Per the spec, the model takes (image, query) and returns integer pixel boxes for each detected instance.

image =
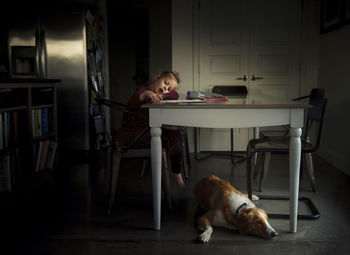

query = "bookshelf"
[0,80,59,200]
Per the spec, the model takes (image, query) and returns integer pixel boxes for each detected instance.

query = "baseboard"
[316,148,350,176]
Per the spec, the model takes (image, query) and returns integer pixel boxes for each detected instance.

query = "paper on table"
[161,99,204,103]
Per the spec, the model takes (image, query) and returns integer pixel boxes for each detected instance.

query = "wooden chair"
[95,98,173,216]
[106,145,172,216]
[194,85,248,164]
[250,88,327,192]
[245,89,327,220]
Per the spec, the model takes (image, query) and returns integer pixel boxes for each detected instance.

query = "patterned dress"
[113,85,184,174]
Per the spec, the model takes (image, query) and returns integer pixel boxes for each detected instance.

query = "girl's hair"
[154,71,180,84]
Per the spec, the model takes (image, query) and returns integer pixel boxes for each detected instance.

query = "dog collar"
[235,203,248,216]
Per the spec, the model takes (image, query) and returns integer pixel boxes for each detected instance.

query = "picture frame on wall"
[321,0,343,33]
[345,0,350,24]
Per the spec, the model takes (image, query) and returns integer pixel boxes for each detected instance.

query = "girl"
[113,71,185,188]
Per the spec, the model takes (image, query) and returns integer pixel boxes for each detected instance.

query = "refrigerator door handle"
[40,29,47,79]
[35,29,41,78]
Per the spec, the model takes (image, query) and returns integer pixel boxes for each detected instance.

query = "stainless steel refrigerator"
[7,6,102,153]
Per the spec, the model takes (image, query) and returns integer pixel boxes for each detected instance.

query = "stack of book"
[33,140,57,172]
[32,108,50,138]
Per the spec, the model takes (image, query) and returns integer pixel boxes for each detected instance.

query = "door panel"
[250,0,301,99]
[198,0,301,151]
[199,0,250,90]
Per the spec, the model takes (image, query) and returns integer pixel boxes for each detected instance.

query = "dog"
[194,175,278,242]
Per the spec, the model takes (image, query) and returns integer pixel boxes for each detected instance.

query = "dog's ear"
[237,208,254,235]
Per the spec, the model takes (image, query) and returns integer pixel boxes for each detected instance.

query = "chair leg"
[161,150,174,211]
[194,127,200,161]
[107,149,121,216]
[139,159,148,179]
[230,128,246,165]
[185,131,192,169]
[181,128,190,179]
[231,128,234,164]
[253,152,262,179]
[305,153,316,192]
[259,152,271,192]
[246,144,254,199]
[182,146,189,179]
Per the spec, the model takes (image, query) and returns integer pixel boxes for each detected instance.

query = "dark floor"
[2,152,350,255]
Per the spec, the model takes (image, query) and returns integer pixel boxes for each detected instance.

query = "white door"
[197,0,301,151]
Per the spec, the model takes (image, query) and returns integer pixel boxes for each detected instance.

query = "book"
[3,112,8,148]
[45,141,58,169]
[161,99,204,103]
[0,153,12,192]
[0,112,3,150]
[35,141,43,172]
[13,111,18,145]
[39,140,50,171]
[41,108,49,135]
[37,109,42,136]
[32,109,35,137]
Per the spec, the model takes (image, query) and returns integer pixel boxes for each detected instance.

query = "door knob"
[236,75,247,81]
[251,75,263,81]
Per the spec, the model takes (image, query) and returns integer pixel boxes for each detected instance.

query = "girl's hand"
[142,90,163,104]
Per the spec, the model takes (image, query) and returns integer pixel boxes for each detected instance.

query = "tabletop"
[143,94,310,109]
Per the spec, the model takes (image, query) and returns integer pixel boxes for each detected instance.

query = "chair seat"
[249,137,314,153]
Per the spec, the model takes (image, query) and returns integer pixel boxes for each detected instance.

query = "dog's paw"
[199,232,211,243]
[251,194,259,201]
[199,227,213,243]
[243,193,259,200]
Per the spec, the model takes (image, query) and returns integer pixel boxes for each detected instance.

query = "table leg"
[289,127,302,233]
[151,127,162,230]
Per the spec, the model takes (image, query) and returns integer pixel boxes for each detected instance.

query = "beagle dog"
[194,175,278,242]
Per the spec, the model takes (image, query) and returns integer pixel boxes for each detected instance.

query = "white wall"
[171,0,194,95]
[317,24,350,176]
[172,0,196,151]
[148,0,172,77]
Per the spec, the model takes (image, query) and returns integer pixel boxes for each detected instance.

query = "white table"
[144,94,308,233]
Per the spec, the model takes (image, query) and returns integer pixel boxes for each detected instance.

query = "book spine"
[35,141,43,172]
[48,141,57,169]
[32,110,35,137]
[41,108,48,135]
[37,109,42,137]
[13,111,18,145]
[3,112,8,148]
[0,153,12,192]
[0,112,3,150]
[39,140,50,171]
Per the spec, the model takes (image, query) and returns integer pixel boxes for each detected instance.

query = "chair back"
[304,89,327,152]
[308,88,325,121]
[212,85,248,98]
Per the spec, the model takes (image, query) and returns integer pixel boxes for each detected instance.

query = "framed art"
[321,0,343,33]
[345,0,350,24]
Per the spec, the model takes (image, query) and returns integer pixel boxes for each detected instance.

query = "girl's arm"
[164,90,179,100]
[128,86,148,107]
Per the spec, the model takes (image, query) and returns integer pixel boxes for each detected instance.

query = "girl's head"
[148,71,180,97]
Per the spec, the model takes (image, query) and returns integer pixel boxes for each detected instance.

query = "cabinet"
[0,80,59,201]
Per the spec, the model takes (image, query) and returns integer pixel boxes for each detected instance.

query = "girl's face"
[150,76,178,97]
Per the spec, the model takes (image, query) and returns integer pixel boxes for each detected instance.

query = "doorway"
[196,0,302,151]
